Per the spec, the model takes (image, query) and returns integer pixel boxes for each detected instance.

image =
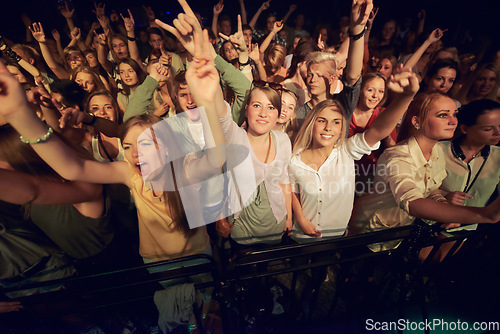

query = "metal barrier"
[1,224,488,334]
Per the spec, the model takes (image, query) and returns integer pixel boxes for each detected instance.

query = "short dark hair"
[50,79,86,108]
[458,99,500,127]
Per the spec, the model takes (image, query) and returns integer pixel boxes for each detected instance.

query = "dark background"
[1,0,499,61]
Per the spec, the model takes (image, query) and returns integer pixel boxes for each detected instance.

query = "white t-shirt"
[289,132,379,240]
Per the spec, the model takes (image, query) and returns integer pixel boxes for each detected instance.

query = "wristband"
[4,48,22,63]
[348,26,367,41]
[238,58,251,67]
[127,36,137,42]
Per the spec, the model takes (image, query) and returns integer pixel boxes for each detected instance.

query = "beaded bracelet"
[20,126,54,145]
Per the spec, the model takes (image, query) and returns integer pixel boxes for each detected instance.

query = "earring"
[414,124,421,130]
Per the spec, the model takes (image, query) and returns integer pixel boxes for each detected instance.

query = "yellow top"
[128,164,209,260]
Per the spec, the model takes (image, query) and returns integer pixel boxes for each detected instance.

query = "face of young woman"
[419,96,458,141]
[75,72,96,92]
[66,51,84,70]
[123,125,167,179]
[278,92,296,124]
[360,77,385,110]
[312,106,343,149]
[112,38,129,59]
[223,42,238,62]
[472,69,497,97]
[382,21,396,41]
[89,95,116,122]
[85,53,99,67]
[246,89,279,136]
[426,67,456,94]
[376,58,393,79]
[462,109,500,146]
[119,63,139,87]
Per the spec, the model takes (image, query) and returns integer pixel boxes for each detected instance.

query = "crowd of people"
[0,0,499,332]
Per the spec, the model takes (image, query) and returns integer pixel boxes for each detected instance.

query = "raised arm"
[29,22,70,79]
[403,28,444,73]
[249,43,267,81]
[0,61,130,187]
[259,20,283,53]
[121,10,146,71]
[219,15,253,81]
[281,4,297,25]
[249,0,271,29]
[345,0,373,85]
[58,1,76,33]
[96,30,113,74]
[364,70,419,147]
[124,62,170,122]
[212,0,224,41]
[238,0,248,24]
[186,28,227,174]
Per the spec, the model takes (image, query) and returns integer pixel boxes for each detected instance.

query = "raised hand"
[367,6,378,28]
[159,47,173,67]
[248,43,260,63]
[110,10,120,22]
[219,15,247,52]
[90,21,101,31]
[272,20,283,33]
[96,15,110,31]
[121,9,135,32]
[92,2,106,18]
[417,9,426,21]
[186,29,220,106]
[288,4,297,12]
[143,5,156,22]
[260,0,271,11]
[155,0,202,57]
[317,33,325,51]
[51,29,61,41]
[350,0,373,30]
[94,29,109,46]
[70,27,81,41]
[213,0,224,15]
[29,22,46,43]
[59,1,75,19]
[427,28,446,43]
[387,68,419,96]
